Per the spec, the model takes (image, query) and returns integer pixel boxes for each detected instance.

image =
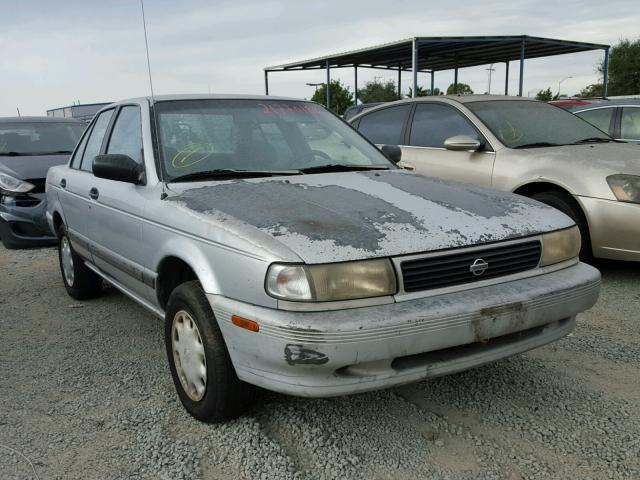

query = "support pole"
[412,38,418,98]
[518,39,525,97]
[454,67,458,92]
[264,71,269,95]
[603,48,610,98]
[354,66,358,104]
[325,60,331,109]
[504,62,509,95]
[398,66,402,97]
[430,71,435,95]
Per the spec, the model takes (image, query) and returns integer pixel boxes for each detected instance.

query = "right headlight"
[0,171,34,195]
[266,259,397,302]
[607,174,640,204]
[540,226,581,267]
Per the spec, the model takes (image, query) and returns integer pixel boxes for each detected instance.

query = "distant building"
[47,102,111,122]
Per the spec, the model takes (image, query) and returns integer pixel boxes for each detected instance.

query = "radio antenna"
[140,0,155,100]
[139,0,167,199]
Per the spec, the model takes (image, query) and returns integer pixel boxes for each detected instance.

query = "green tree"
[536,87,554,101]
[358,79,401,103]
[310,80,354,115]
[406,86,442,97]
[599,38,640,96]
[579,83,604,98]
[446,83,473,95]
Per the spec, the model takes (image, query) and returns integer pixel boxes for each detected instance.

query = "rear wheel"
[165,281,254,422]
[58,226,103,299]
[531,191,592,262]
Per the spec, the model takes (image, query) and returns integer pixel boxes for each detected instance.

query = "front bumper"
[209,262,601,397]
[0,194,56,248]
[578,196,640,262]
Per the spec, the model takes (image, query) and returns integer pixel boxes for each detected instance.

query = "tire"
[165,281,254,422]
[531,191,592,262]
[58,225,103,300]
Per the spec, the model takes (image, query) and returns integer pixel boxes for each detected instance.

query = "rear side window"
[621,107,640,140]
[70,129,91,169]
[576,108,614,135]
[409,104,478,148]
[107,106,144,164]
[80,110,114,171]
[357,105,410,145]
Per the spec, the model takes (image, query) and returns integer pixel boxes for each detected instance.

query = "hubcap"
[171,310,207,401]
[61,236,75,287]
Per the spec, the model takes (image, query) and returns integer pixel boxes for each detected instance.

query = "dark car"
[0,117,85,248]
[551,98,640,143]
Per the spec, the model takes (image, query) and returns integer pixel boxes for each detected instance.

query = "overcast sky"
[1,0,637,116]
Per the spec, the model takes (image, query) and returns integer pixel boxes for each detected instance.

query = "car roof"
[551,98,640,111]
[0,116,85,124]
[109,93,304,106]
[348,95,539,121]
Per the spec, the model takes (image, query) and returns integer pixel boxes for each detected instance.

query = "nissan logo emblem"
[469,258,489,276]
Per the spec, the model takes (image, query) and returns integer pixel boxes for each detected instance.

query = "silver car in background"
[351,96,640,262]
[46,95,600,422]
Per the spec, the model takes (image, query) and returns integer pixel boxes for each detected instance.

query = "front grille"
[401,240,541,293]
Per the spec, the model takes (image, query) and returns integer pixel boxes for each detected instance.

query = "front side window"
[621,107,640,140]
[107,106,143,164]
[80,110,114,171]
[467,101,610,148]
[155,100,391,181]
[0,123,84,157]
[409,104,479,148]
[576,108,614,135]
[357,105,411,145]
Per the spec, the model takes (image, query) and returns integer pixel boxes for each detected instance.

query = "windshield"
[155,99,393,181]
[0,123,85,155]
[466,100,611,148]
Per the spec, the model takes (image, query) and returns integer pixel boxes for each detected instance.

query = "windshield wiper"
[514,142,563,149]
[0,151,28,156]
[572,137,613,144]
[169,169,302,182]
[298,164,390,174]
[36,150,74,155]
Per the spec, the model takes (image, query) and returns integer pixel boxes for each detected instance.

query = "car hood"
[518,142,640,174]
[0,154,70,180]
[166,170,573,264]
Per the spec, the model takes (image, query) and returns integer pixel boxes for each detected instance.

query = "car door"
[400,103,495,186]
[575,107,616,137]
[58,109,115,259]
[86,105,150,300]
[619,106,640,143]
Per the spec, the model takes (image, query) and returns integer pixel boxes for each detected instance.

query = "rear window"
[0,123,85,156]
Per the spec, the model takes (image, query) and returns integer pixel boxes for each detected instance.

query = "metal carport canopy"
[263,35,610,105]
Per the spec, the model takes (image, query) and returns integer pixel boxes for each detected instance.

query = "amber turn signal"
[231,315,260,332]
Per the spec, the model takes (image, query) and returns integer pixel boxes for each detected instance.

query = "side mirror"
[380,144,402,164]
[444,135,482,151]
[93,154,144,184]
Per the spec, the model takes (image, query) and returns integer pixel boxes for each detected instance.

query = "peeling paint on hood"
[167,170,573,264]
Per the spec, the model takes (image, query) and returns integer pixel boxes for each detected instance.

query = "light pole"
[558,76,573,98]
[306,82,323,93]
[485,63,496,94]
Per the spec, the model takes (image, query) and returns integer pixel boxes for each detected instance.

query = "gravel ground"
[0,244,638,480]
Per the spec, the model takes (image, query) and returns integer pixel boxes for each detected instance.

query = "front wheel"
[531,191,592,262]
[165,281,254,422]
[58,226,103,299]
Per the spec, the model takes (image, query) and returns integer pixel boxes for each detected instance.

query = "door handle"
[89,188,99,200]
[403,164,415,171]
[59,178,66,188]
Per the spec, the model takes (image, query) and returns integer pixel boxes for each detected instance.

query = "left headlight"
[0,172,35,195]
[607,174,640,204]
[266,259,397,302]
[540,226,581,267]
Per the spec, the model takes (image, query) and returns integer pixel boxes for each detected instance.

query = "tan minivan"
[351,95,640,262]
